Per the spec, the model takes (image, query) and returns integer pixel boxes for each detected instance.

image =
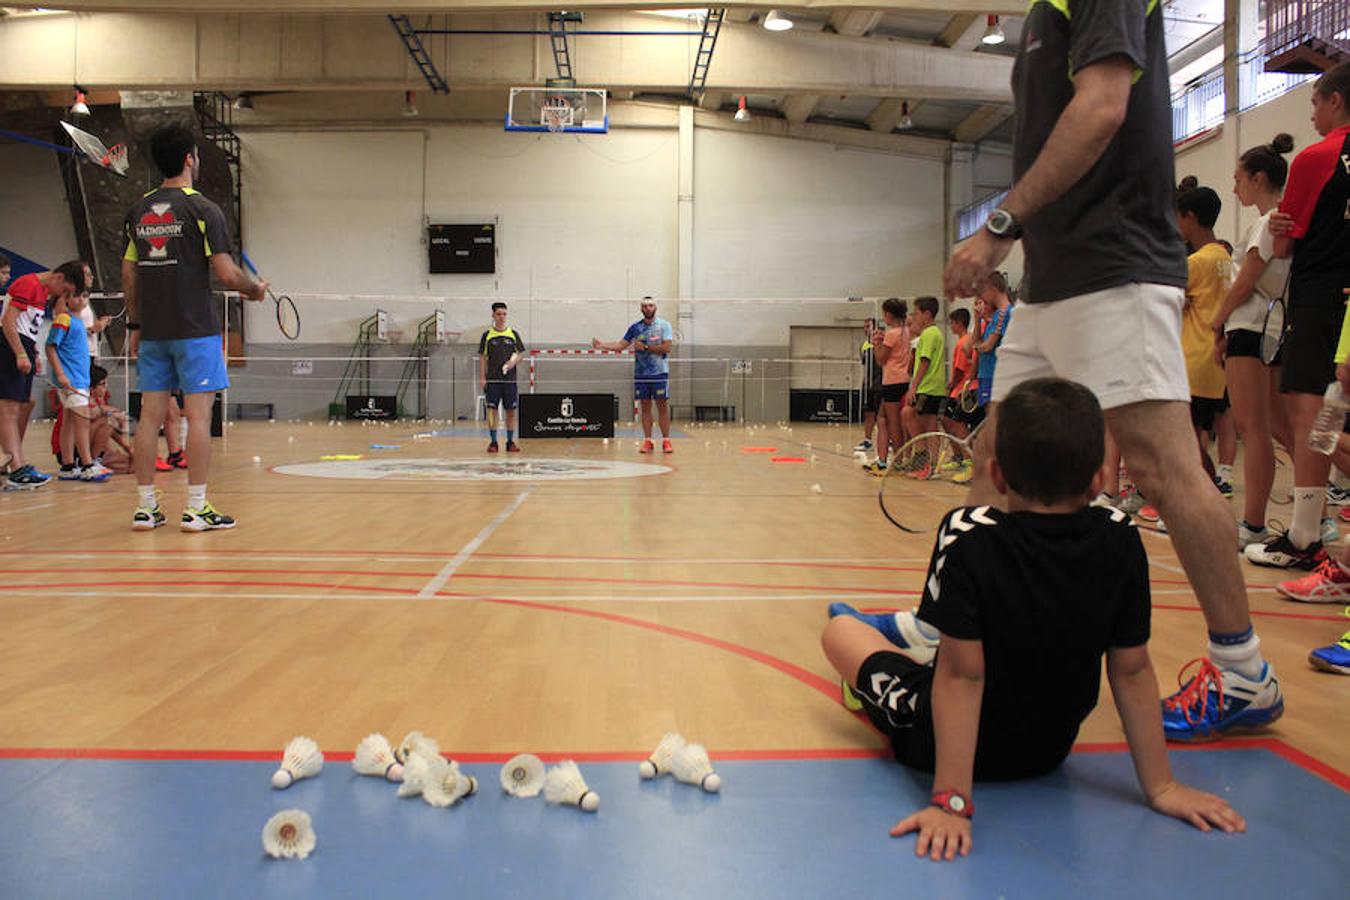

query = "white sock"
[910,616,941,644]
[138,485,156,508]
[1289,486,1324,548]
[1208,632,1264,681]
[187,484,207,510]
[1216,464,1233,482]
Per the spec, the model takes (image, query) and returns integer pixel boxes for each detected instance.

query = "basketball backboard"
[506,87,609,134]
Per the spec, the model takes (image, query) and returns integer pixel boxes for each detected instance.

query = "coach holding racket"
[122,124,266,533]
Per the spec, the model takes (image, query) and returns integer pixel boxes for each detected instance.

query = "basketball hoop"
[101,143,129,177]
[542,103,573,133]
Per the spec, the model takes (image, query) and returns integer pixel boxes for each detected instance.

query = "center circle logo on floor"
[272,457,672,482]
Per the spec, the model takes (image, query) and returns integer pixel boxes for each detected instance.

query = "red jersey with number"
[1280,124,1350,306]
[2,273,51,343]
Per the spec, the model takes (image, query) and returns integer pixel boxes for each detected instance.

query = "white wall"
[0,143,80,268]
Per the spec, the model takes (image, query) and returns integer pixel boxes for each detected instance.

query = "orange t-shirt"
[882,325,912,386]
[949,333,974,398]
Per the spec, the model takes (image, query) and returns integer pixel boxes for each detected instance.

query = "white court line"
[0,588,869,604]
[0,501,57,517]
[0,550,935,566]
[417,489,533,598]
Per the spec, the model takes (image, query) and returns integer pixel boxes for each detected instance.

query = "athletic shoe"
[940,457,963,473]
[864,461,887,477]
[1114,488,1145,515]
[80,462,113,483]
[1161,658,1284,741]
[3,465,50,491]
[662,439,674,454]
[1341,506,1350,524]
[1137,503,1161,523]
[487,441,499,453]
[505,441,520,453]
[1326,484,1350,506]
[1213,476,1234,499]
[1276,557,1350,603]
[1323,516,1339,545]
[853,439,873,452]
[167,451,187,470]
[1244,534,1325,570]
[827,603,937,666]
[58,466,83,481]
[951,462,974,484]
[132,505,166,530]
[1309,620,1350,675]
[905,465,933,480]
[840,679,864,711]
[181,502,236,532]
[639,439,655,454]
[1090,493,1115,509]
[154,456,172,472]
[1237,522,1269,551]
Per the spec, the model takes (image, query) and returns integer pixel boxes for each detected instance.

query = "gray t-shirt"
[1012,0,1187,304]
[122,187,231,341]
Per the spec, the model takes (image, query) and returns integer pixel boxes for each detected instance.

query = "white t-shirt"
[1225,210,1292,334]
[79,304,99,358]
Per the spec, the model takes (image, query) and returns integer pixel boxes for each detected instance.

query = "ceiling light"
[403,90,418,118]
[763,10,793,32]
[981,15,1005,46]
[70,86,90,117]
[734,95,750,123]
[897,101,913,130]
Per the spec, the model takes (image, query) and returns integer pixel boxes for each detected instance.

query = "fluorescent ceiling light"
[897,101,913,130]
[981,15,1005,46]
[70,87,90,117]
[763,10,793,32]
[734,95,750,122]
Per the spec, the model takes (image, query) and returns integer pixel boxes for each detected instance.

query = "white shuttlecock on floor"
[271,736,323,789]
[500,753,546,797]
[261,809,316,860]
[395,730,441,765]
[398,748,439,798]
[543,760,599,812]
[638,733,687,779]
[671,742,721,793]
[811,483,823,494]
[423,758,478,808]
[352,733,404,782]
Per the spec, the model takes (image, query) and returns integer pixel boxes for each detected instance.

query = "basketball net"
[542,105,569,133]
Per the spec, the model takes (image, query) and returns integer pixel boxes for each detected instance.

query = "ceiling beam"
[934,13,978,48]
[952,103,1012,143]
[827,10,884,37]
[782,93,821,123]
[26,2,1025,14]
[697,90,727,110]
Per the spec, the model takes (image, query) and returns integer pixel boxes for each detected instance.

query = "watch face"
[988,211,1011,234]
[948,794,967,813]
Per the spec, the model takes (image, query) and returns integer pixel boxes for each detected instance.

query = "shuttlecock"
[423,757,478,808]
[261,809,316,860]
[543,760,599,812]
[638,733,687,779]
[811,483,823,494]
[352,733,404,782]
[671,742,721,792]
[398,748,438,798]
[271,736,323,789]
[252,455,262,463]
[500,753,545,797]
[395,730,440,765]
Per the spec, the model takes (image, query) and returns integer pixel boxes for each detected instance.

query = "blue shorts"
[484,381,519,411]
[635,375,669,401]
[138,336,229,394]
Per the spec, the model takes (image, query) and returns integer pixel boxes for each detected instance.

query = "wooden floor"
[0,421,1345,777]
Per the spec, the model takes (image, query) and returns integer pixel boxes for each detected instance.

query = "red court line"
[448,571,918,596]
[859,604,1346,624]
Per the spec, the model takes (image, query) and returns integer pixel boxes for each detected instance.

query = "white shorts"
[60,389,89,410]
[990,283,1190,411]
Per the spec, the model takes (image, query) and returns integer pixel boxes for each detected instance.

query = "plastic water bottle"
[1308,383,1350,455]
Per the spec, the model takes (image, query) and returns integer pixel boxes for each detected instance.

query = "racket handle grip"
[240,251,258,275]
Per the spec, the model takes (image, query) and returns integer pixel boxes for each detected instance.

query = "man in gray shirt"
[942,0,1281,746]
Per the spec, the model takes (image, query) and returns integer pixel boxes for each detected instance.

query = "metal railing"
[955,190,1009,242]
[1263,0,1350,62]
[1171,48,1317,144]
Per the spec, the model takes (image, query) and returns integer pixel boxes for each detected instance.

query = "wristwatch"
[931,790,974,818]
[985,208,1023,241]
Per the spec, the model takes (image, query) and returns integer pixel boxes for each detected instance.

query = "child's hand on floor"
[1149,781,1246,833]
[890,807,971,861]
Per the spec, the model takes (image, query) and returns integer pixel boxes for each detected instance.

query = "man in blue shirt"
[593,297,675,453]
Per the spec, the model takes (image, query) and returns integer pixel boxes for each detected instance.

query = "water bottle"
[1308,383,1350,455]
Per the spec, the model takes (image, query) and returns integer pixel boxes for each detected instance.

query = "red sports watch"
[931,790,974,818]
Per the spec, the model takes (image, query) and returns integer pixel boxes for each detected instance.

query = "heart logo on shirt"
[140,211,176,250]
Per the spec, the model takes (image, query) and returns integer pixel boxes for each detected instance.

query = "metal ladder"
[388,14,449,93]
[547,12,574,81]
[688,9,726,98]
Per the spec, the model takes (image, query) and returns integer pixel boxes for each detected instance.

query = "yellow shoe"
[951,465,974,484]
[841,679,863,711]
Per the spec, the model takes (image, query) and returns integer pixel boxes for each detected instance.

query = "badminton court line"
[417,488,533,598]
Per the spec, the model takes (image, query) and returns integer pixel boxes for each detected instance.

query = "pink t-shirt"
[882,325,911,386]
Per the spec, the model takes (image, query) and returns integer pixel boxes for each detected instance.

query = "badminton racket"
[878,423,983,533]
[240,251,300,341]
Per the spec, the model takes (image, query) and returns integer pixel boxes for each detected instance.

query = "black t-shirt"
[1012,0,1187,304]
[478,327,526,382]
[916,505,1151,778]
[122,187,232,341]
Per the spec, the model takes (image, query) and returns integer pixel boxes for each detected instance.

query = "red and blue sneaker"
[1161,658,1284,741]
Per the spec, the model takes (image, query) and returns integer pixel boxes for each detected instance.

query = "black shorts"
[1224,328,1273,362]
[1191,396,1225,431]
[912,393,945,416]
[861,386,882,413]
[484,381,519,411]
[0,337,36,403]
[1280,302,1345,396]
[944,401,982,428]
[881,383,909,404]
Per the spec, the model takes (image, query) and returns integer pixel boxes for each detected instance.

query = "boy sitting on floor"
[822,377,1243,861]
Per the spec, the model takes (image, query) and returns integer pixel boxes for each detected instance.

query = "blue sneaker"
[1308,611,1350,675]
[3,465,50,491]
[827,603,937,665]
[1161,658,1284,741]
